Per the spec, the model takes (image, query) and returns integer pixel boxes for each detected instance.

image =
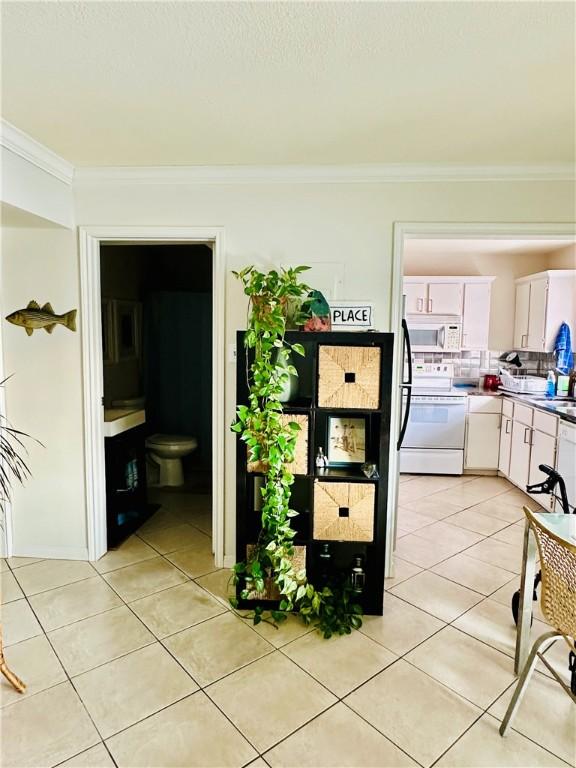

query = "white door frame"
[385,221,576,576]
[79,226,226,566]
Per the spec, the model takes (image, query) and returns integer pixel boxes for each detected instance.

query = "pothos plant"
[230,265,363,638]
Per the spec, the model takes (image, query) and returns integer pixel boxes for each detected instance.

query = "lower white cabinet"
[465,413,501,469]
[528,428,557,510]
[498,414,513,475]
[465,396,501,470]
[508,419,532,488]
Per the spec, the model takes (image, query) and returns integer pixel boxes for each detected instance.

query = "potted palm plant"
[0,376,30,692]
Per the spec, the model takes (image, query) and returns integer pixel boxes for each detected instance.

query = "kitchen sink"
[555,406,576,416]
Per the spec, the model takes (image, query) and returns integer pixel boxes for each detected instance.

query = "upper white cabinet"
[404,282,427,314]
[404,278,462,315]
[462,282,492,350]
[513,270,576,352]
[404,276,493,350]
[427,283,463,315]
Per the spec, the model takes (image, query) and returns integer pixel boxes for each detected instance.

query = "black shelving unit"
[235,330,394,616]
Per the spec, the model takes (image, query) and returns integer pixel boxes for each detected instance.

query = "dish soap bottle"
[546,371,556,398]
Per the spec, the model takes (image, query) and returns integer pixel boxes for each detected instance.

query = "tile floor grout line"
[339,694,427,768]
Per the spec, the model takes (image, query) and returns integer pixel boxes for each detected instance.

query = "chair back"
[524,506,576,638]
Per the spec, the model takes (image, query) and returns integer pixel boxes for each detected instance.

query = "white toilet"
[145,434,198,487]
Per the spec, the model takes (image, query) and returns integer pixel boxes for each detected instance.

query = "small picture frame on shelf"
[326,416,366,466]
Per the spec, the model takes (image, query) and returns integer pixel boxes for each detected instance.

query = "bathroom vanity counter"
[104,408,146,438]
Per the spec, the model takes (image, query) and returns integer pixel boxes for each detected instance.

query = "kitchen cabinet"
[462,282,492,350]
[465,396,501,470]
[403,278,463,315]
[427,283,463,315]
[508,419,532,488]
[528,428,557,510]
[404,282,427,314]
[499,413,513,475]
[513,270,576,352]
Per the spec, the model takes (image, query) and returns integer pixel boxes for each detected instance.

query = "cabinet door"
[404,283,427,314]
[498,415,513,475]
[528,429,557,510]
[513,282,530,349]
[427,283,463,315]
[465,413,500,469]
[508,420,532,488]
[462,283,491,350]
[527,278,548,351]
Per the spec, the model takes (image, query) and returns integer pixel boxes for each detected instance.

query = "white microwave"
[407,319,462,352]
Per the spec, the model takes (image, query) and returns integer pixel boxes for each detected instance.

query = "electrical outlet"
[228,343,237,364]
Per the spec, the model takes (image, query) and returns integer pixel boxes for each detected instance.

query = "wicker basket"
[318,346,380,409]
[247,414,308,474]
[245,544,307,600]
[313,481,375,542]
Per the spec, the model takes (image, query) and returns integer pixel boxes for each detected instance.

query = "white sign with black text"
[330,302,374,330]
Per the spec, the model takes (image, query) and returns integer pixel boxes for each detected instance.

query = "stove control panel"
[413,363,454,377]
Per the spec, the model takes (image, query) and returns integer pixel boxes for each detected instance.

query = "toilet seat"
[146,434,197,451]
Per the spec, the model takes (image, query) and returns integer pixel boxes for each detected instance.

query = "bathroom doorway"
[100,243,214,559]
[79,226,225,568]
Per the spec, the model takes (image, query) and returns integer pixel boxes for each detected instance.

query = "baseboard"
[9,545,90,561]
[463,469,498,476]
[223,554,236,569]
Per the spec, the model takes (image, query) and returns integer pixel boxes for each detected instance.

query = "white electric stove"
[400,363,467,475]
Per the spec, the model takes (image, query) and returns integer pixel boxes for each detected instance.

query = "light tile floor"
[2,480,575,768]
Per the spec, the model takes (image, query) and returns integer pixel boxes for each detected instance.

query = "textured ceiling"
[1,2,574,167]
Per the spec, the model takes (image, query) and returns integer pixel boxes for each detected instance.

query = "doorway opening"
[79,226,225,568]
[386,223,575,575]
[100,243,214,560]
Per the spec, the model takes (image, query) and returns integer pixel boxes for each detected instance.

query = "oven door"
[406,323,445,352]
[403,397,467,449]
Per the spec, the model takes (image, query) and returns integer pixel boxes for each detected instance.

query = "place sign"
[330,302,374,329]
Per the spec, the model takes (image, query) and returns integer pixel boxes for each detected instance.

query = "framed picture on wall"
[326,416,366,466]
[114,300,142,361]
[101,299,116,364]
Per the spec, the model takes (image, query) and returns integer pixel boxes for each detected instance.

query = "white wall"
[74,178,575,559]
[1,175,574,560]
[546,243,576,269]
[1,226,88,558]
[403,249,555,350]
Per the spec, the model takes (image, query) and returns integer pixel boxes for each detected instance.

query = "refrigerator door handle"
[402,318,413,385]
[397,384,412,450]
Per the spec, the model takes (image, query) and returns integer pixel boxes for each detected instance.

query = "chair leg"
[500,631,560,737]
[0,625,26,694]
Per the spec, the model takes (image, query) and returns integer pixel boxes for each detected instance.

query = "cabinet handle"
[521,333,528,348]
[505,419,511,434]
[428,298,433,313]
[417,298,423,312]
[523,426,532,445]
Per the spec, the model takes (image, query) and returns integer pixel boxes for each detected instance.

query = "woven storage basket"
[318,346,380,409]
[245,544,307,601]
[313,481,375,542]
[247,414,308,474]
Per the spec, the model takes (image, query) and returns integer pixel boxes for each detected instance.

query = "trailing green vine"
[230,266,363,638]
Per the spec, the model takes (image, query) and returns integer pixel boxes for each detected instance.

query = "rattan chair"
[500,506,576,736]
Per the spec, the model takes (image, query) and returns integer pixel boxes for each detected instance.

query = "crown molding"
[1,120,74,185]
[73,162,575,185]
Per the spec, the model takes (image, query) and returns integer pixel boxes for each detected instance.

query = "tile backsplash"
[412,350,556,379]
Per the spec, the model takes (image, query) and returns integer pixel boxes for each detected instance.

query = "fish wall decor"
[5,301,77,336]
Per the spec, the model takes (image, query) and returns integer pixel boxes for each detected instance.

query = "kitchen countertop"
[104,408,146,438]
[460,386,576,424]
